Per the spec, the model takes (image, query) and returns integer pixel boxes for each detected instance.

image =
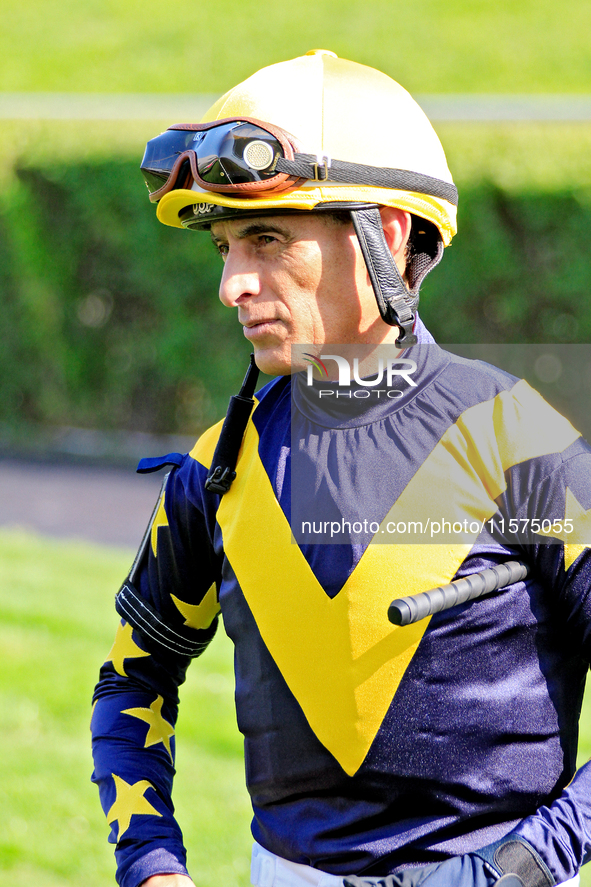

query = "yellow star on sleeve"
[171,582,220,631]
[151,491,169,557]
[122,695,175,762]
[105,621,150,676]
[107,774,162,840]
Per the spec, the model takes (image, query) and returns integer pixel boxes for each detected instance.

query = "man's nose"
[219,256,262,307]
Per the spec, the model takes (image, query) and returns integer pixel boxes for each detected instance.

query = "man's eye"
[259,235,277,245]
[215,243,229,258]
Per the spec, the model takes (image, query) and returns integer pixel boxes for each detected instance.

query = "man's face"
[211,213,394,376]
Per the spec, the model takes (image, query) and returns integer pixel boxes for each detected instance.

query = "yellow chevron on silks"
[383,380,580,535]
[491,380,578,468]
[538,486,591,570]
[171,582,220,630]
[190,380,579,776]
[212,427,468,777]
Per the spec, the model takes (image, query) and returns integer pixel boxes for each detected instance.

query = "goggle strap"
[350,207,419,347]
[275,155,458,206]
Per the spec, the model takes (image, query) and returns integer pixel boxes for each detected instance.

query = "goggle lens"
[141,129,197,194]
[140,120,286,198]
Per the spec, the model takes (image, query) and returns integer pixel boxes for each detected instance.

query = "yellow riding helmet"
[154,49,457,246]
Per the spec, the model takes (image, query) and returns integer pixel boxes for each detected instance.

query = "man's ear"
[379,206,412,273]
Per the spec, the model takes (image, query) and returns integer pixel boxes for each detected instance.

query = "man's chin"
[252,346,293,377]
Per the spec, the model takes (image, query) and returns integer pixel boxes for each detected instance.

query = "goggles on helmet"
[141,116,458,208]
[141,117,303,202]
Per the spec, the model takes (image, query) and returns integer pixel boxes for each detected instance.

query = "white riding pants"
[250,841,580,887]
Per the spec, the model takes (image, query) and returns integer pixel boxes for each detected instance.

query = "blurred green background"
[2,1,591,885]
[2,0,591,448]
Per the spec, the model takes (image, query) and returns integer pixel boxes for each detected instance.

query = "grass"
[0,529,251,887]
[1,527,590,885]
[1,0,591,94]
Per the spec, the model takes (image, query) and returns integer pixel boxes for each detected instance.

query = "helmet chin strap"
[350,206,420,347]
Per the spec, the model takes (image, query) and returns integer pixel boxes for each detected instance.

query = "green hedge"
[0,160,251,438]
[1,158,590,438]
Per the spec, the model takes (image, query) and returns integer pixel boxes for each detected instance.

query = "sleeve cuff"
[120,846,190,887]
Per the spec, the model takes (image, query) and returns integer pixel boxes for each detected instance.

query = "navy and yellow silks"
[193,413,467,777]
[92,336,591,887]
[190,377,580,777]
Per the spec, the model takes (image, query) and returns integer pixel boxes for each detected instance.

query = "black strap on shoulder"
[115,580,213,659]
[205,354,260,495]
[350,206,418,346]
[274,155,458,207]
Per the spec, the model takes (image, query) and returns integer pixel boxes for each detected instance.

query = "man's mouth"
[243,317,278,328]
[242,318,282,338]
